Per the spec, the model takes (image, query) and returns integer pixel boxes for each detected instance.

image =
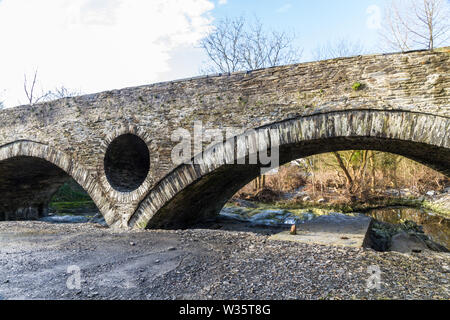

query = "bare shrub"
[233,152,448,204]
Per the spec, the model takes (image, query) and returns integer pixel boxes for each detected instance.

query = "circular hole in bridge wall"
[104,134,150,192]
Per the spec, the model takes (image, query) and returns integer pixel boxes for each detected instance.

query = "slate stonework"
[0,48,449,228]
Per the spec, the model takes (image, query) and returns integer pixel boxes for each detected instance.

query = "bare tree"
[23,69,51,105]
[240,18,301,70]
[200,17,245,74]
[48,86,81,100]
[200,16,302,73]
[23,69,80,105]
[380,0,450,52]
[312,38,366,60]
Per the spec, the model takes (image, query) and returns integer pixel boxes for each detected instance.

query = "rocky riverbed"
[0,221,448,300]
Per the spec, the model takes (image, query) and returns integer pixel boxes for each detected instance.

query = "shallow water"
[219,204,450,249]
[219,206,320,226]
[40,214,107,226]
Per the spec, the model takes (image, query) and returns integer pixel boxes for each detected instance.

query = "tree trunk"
[333,152,353,189]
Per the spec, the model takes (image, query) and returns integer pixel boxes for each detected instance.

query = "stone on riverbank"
[390,232,430,253]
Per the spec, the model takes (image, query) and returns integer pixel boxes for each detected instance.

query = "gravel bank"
[0,221,448,300]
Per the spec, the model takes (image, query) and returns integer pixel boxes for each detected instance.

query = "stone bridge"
[0,48,449,229]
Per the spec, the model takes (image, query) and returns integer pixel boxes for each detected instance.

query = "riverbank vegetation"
[49,180,96,215]
[233,151,449,216]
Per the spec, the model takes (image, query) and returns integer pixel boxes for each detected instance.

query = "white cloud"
[0,0,214,107]
[276,3,292,13]
[218,0,227,5]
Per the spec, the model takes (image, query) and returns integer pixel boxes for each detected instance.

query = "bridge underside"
[0,156,71,220]
[140,137,450,229]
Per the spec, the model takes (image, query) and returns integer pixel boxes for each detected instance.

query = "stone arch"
[128,110,449,229]
[0,140,112,222]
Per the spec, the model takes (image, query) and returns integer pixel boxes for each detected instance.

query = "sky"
[0,0,395,108]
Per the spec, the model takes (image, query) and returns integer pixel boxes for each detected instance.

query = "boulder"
[390,232,429,253]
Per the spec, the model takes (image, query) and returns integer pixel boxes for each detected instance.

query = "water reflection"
[365,207,449,249]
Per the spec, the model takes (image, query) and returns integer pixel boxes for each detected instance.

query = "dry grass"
[233,151,448,204]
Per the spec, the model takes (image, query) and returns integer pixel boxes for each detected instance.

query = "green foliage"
[50,180,91,202]
[352,82,362,91]
[49,180,96,215]
[49,201,97,213]
[350,150,362,164]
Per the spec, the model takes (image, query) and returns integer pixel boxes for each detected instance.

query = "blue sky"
[0,0,402,107]
[212,0,387,60]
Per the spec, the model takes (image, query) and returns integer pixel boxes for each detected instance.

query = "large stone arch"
[0,140,111,221]
[128,109,450,229]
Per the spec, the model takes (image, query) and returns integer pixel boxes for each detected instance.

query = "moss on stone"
[421,200,450,218]
[352,82,362,91]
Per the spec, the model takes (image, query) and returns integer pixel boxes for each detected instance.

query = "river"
[219,203,450,250]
